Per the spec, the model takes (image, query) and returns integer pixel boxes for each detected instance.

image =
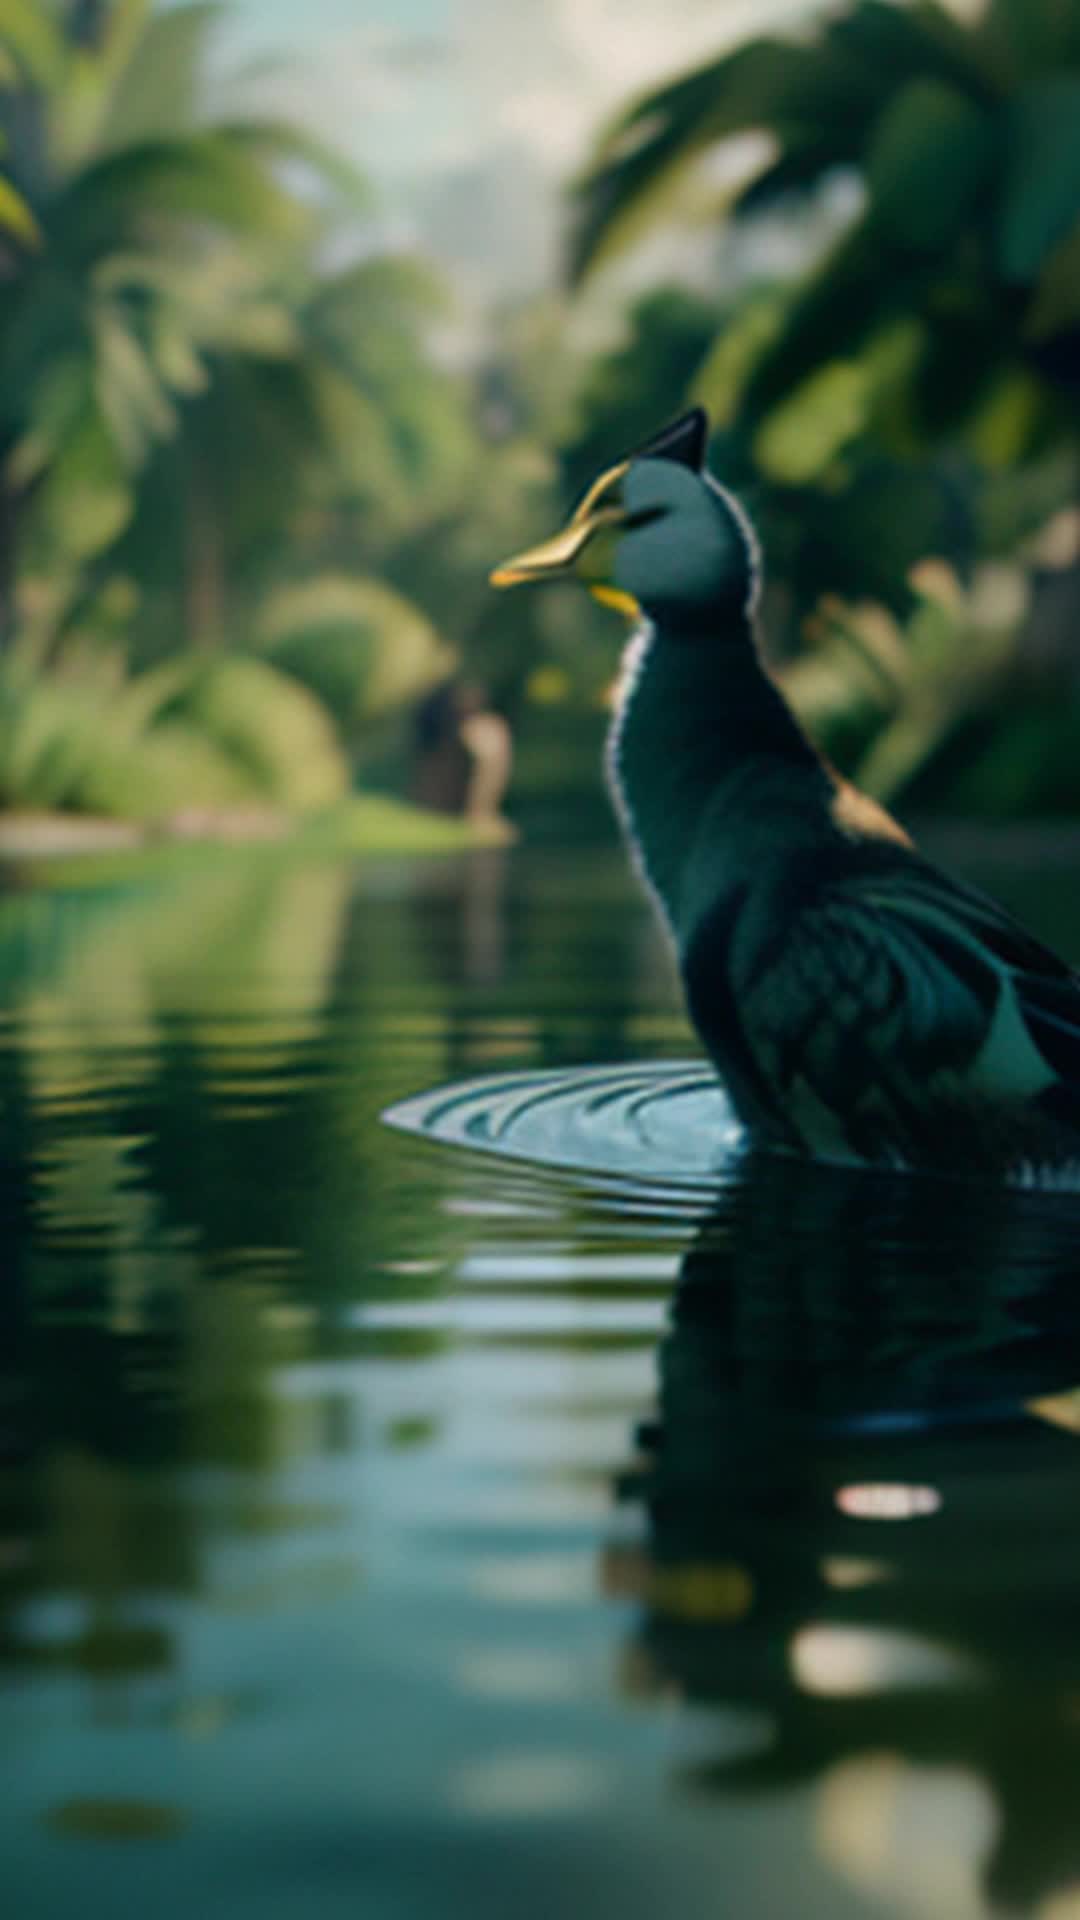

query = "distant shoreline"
[0,798,511,865]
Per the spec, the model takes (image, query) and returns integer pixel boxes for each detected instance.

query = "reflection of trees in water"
[404,846,683,1081]
[0,857,455,1695]
[614,1159,1080,1915]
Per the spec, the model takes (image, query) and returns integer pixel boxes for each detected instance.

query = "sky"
[215,0,809,178]
[208,0,816,291]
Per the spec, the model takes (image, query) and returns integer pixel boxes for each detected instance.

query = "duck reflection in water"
[609,1157,1080,1916]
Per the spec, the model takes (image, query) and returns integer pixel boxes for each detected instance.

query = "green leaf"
[743,218,930,421]
[97,2,217,155]
[907,292,1008,441]
[28,405,134,562]
[867,79,996,252]
[0,0,66,86]
[754,360,868,481]
[967,368,1049,467]
[258,574,452,733]
[7,355,91,488]
[224,119,373,216]
[569,1,993,281]
[979,0,1080,77]
[151,655,348,810]
[58,134,312,252]
[569,37,809,281]
[997,77,1080,281]
[50,2,171,175]
[1026,220,1080,342]
[92,304,177,463]
[691,294,785,428]
[0,171,40,245]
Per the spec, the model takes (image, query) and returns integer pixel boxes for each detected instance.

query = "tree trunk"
[184,453,226,649]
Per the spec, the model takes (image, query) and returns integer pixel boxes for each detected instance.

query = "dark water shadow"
[616,1156,1080,1914]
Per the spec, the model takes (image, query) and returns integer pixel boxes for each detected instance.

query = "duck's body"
[493,409,1080,1178]
[609,605,1080,1174]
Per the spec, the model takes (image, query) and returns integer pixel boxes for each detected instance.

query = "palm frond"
[0,168,39,243]
[95,1,219,156]
[0,0,66,87]
[569,1,994,281]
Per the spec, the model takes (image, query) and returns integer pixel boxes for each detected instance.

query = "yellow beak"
[490,460,629,589]
[490,519,597,587]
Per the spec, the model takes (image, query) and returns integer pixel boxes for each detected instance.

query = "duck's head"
[490,408,758,626]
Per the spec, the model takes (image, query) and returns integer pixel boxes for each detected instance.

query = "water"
[5,836,1080,1918]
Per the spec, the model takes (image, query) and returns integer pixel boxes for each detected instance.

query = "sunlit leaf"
[967,368,1049,468]
[98,1,216,154]
[743,218,928,421]
[151,656,348,810]
[691,294,785,428]
[58,134,312,249]
[0,0,66,86]
[258,574,453,734]
[754,361,868,482]
[28,406,134,561]
[0,172,40,246]
[92,304,177,463]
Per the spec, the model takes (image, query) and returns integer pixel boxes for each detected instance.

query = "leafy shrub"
[0,643,347,820]
[257,574,453,745]
[147,655,348,811]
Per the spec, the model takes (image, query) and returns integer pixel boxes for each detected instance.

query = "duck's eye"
[624,505,666,531]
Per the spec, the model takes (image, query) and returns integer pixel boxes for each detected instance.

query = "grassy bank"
[0,793,508,886]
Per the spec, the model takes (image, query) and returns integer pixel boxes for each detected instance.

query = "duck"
[490,406,1080,1179]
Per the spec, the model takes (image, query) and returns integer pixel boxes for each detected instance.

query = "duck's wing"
[856,854,1080,1129]
[851,852,1077,985]
[723,852,1080,1163]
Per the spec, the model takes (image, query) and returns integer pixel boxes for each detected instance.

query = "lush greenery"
[4,0,1080,834]
[0,0,560,838]
[564,0,1080,813]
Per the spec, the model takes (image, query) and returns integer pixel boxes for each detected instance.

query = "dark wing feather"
[731,850,1080,1165]
[851,851,1078,985]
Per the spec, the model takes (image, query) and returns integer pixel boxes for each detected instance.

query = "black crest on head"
[632,407,709,472]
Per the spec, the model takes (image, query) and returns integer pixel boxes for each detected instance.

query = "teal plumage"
[492,408,1080,1177]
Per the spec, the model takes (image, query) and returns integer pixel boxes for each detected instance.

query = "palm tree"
[0,0,368,646]
[112,251,479,659]
[571,0,1080,474]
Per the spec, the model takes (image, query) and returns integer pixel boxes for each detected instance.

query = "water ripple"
[382,1061,743,1190]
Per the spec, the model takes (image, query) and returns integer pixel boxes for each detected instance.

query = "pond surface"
[5,835,1080,1919]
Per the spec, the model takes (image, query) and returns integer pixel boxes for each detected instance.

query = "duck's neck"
[605,611,828,939]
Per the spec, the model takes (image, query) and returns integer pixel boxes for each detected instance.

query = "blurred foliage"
[572,0,1080,477]
[0,1,558,829]
[0,631,347,816]
[6,1,1080,831]
[560,289,722,501]
[782,560,1021,799]
[561,0,1080,813]
[573,0,1080,424]
[256,576,454,748]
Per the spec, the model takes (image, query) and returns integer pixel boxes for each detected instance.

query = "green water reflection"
[4,839,1080,1919]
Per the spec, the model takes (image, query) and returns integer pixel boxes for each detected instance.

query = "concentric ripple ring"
[382,1060,744,1187]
